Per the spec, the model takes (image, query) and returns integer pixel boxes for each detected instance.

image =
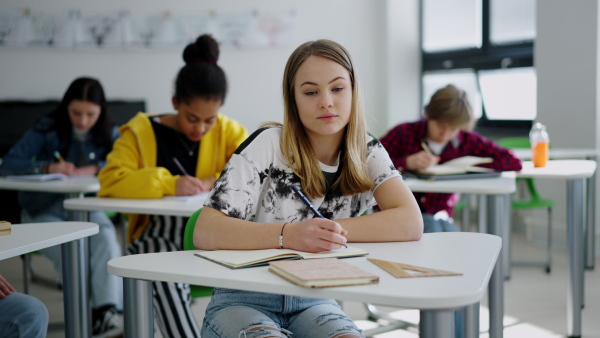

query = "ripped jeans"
[201,289,365,338]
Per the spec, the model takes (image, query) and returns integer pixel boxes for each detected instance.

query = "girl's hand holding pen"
[175,175,205,195]
[47,150,75,175]
[289,185,348,251]
[283,218,348,253]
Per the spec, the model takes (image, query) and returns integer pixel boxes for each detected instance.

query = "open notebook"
[407,156,501,180]
[194,246,368,269]
[5,174,68,181]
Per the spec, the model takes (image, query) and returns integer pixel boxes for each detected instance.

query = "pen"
[421,141,433,156]
[290,185,347,248]
[172,157,189,176]
[54,151,64,162]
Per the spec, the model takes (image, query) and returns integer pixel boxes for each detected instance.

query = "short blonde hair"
[269,39,373,199]
[425,84,474,131]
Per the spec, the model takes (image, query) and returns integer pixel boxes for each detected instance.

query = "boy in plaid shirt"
[380,84,522,232]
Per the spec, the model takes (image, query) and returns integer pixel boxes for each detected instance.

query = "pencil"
[172,157,189,176]
[290,185,347,248]
[53,151,65,162]
[421,141,433,156]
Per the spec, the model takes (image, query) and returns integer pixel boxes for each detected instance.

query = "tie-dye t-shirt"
[203,126,400,223]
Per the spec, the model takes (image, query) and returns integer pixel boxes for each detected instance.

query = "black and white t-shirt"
[204,126,400,223]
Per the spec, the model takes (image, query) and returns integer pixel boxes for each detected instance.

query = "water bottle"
[530,122,550,167]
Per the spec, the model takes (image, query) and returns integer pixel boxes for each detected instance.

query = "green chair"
[497,137,555,273]
[183,208,214,298]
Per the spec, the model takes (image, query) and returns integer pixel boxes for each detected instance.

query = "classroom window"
[422,0,482,52]
[490,0,536,45]
[421,0,535,135]
[478,67,536,121]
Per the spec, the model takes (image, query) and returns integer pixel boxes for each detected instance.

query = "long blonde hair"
[268,39,373,199]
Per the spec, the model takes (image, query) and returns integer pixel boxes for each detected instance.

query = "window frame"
[420,0,534,135]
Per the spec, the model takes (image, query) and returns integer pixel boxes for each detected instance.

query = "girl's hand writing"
[48,161,76,176]
[176,175,205,195]
[199,176,216,192]
[284,218,348,253]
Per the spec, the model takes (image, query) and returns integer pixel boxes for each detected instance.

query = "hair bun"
[182,34,220,65]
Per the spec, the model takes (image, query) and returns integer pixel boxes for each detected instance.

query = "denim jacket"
[0,117,119,216]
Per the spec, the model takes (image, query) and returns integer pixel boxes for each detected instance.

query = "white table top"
[517,160,597,179]
[64,196,204,216]
[0,222,99,260]
[0,175,100,194]
[403,171,516,194]
[513,148,598,160]
[108,232,501,310]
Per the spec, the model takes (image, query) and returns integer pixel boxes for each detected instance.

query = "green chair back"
[183,208,214,298]
[496,137,555,210]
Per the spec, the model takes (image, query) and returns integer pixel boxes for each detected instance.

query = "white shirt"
[204,126,400,223]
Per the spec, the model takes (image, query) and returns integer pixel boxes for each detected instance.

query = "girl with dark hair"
[0,77,123,337]
[98,34,248,337]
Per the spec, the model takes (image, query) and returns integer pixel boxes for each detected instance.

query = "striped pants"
[127,215,201,338]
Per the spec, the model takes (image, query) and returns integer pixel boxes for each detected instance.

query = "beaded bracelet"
[279,222,288,248]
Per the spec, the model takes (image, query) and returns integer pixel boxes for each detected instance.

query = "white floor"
[1,226,599,338]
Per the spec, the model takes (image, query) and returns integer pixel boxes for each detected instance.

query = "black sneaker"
[92,305,123,338]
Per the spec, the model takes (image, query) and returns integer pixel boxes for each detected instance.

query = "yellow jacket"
[98,112,248,242]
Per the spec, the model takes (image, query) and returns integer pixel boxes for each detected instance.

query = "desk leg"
[488,194,505,338]
[62,238,90,338]
[463,302,480,338]
[124,278,154,337]
[586,171,595,270]
[477,195,487,233]
[462,194,471,231]
[503,194,512,280]
[567,179,585,337]
[419,310,454,338]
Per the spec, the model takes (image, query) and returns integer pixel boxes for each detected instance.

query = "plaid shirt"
[380,119,522,216]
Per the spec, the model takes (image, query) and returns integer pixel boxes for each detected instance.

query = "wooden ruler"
[368,258,462,278]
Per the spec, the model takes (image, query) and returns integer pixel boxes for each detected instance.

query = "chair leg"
[363,303,416,335]
[546,207,552,274]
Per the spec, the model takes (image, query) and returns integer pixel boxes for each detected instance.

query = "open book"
[5,173,68,181]
[269,258,379,288]
[194,246,368,269]
[418,156,493,175]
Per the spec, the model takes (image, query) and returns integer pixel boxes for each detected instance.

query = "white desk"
[0,176,100,198]
[64,196,204,218]
[64,196,206,257]
[404,172,515,338]
[513,148,598,270]
[108,232,501,338]
[516,160,596,337]
[0,222,98,338]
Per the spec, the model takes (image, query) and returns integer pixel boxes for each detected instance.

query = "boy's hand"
[406,151,440,170]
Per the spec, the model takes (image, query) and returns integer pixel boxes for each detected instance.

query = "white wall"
[0,0,421,137]
[534,0,600,253]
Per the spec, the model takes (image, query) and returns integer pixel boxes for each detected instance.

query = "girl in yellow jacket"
[98,34,247,338]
